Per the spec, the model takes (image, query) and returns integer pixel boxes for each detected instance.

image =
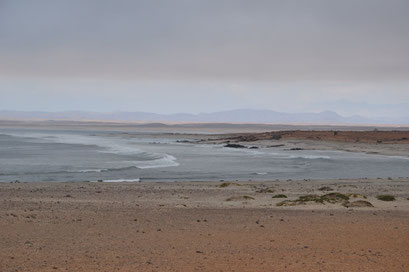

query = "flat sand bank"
[1,179,409,271]
[202,130,409,157]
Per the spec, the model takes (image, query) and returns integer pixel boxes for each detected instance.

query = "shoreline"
[1,124,409,271]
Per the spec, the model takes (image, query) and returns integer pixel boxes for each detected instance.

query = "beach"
[1,179,409,271]
[1,122,409,271]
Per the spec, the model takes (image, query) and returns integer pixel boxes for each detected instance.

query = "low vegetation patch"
[272,194,287,198]
[320,192,350,203]
[346,193,367,199]
[318,186,334,191]
[219,182,241,188]
[276,193,349,206]
[376,195,396,201]
[256,188,275,193]
[225,195,255,201]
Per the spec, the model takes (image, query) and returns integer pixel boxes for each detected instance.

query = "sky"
[1,0,409,118]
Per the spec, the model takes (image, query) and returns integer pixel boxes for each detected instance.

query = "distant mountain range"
[0,109,407,124]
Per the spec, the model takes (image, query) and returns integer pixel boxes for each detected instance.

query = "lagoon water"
[0,128,408,182]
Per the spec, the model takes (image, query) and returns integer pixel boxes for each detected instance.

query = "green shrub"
[376,195,395,201]
[272,194,287,198]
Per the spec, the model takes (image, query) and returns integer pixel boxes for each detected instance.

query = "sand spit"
[221,130,409,144]
[1,179,409,271]
[199,130,409,157]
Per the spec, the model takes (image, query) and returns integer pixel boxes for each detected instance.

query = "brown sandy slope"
[221,130,409,144]
[1,180,409,272]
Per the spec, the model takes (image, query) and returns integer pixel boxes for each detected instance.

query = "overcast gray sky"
[1,0,409,117]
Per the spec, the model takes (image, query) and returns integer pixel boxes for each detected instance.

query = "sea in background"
[1,127,409,182]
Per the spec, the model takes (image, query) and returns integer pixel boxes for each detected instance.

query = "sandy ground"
[1,179,409,272]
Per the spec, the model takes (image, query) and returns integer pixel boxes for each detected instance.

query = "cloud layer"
[1,0,409,81]
[0,1,408,117]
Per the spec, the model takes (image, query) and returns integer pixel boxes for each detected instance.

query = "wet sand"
[1,179,409,271]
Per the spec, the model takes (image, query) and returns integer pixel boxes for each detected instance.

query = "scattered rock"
[24,241,32,247]
[224,144,246,149]
[271,134,282,140]
[267,144,285,148]
[176,140,192,143]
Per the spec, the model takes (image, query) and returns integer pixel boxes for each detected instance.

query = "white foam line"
[68,169,108,173]
[91,178,140,183]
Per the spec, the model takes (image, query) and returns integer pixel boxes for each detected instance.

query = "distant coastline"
[1,109,408,125]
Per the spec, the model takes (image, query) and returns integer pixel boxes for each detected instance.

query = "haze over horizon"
[1,0,409,119]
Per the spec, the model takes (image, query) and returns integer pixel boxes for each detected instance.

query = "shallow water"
[0,128,408,182]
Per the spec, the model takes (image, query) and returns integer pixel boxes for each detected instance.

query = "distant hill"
[0,109,406,124]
